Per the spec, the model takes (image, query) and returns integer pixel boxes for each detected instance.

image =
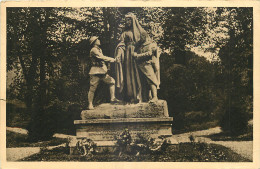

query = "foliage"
[220,104,249,135]
[215,8,253,134]
[160,8,206,63]
[6,102,29,128]
[115,128,132,148]
[76,138,97,156]
[159,52,220,130]
[115,130,171,156]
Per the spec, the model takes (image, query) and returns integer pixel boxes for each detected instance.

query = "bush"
[6,102,30,128]
[219,104,250,136]
[55,103,82,134]
[173,111,218,133]
[26,101,84,141]
[114,130,171,157]
[27,104,60,141]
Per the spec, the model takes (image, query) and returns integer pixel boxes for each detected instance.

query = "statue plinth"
[73,100,173,152]
[80,100,169,119]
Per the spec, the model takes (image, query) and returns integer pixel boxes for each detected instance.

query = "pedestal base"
[72,100,173,155]
[74,117,173,141]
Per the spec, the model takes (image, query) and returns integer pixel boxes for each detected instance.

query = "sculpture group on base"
[71,13,171,155]
[87,12,160,109]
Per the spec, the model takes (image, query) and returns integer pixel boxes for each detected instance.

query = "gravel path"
[6,127,70,161]
[6,147,40,161]
[6,127,28,134]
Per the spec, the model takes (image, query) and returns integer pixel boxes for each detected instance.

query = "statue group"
[87,13,160,109]
[72,13,172,154]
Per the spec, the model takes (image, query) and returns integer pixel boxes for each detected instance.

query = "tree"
[7,7,122,140]
[7,8,60,140]
[160,8,208,65]
[216,8,253,135]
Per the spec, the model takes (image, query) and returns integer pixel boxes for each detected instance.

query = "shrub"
[6,102,29,128]
[115,129,171,156]
[173,111,218,133]
[219,104,249,135]
[27,104,60,141]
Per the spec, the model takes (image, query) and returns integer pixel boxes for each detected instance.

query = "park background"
[6,7,253,151]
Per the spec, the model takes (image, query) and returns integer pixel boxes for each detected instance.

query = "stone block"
[81,100,169,119]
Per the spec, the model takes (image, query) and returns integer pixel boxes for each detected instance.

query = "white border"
[1,1,259,169]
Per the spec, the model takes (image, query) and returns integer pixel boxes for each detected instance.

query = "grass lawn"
[6,131,67,148]
[21,143,250,162]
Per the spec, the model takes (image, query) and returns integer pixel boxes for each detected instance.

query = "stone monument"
[71,13,173,153]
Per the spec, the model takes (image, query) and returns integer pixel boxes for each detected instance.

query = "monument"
[71,13,173,153]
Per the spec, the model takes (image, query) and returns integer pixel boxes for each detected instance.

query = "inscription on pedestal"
[75,117,173,141]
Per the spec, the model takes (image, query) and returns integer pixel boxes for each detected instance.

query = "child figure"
[134,31,160,102]
[88,36,119,110]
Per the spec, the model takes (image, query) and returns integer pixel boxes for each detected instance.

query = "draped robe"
[115,30,142,102]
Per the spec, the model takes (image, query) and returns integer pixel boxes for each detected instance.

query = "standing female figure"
[115,13,145,103]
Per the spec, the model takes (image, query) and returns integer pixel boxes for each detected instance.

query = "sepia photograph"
[0,1,260,168]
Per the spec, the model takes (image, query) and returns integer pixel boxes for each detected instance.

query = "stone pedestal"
[74,100,173,147]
